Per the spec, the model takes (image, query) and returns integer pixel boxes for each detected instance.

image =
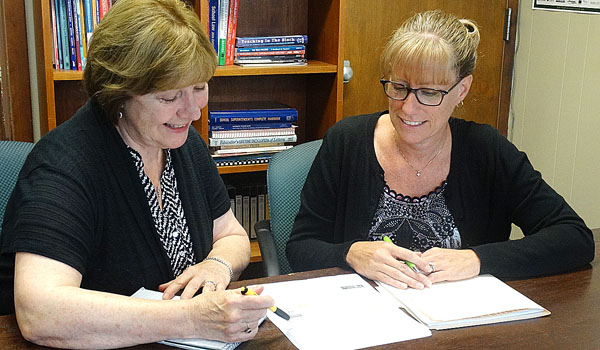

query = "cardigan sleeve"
[469,128,594,278]
[2,160,97,276]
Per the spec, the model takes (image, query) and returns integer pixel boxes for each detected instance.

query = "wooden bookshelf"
[31,0,345,263]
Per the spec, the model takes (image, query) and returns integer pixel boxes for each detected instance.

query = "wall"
[510,1,600,230]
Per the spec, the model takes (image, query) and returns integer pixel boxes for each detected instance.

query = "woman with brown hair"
[0,0,271,347]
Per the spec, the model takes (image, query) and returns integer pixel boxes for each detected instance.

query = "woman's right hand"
[345,241,432,290]
[186,285,274,343]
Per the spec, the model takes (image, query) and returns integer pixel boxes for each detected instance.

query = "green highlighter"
[382,235,421,274]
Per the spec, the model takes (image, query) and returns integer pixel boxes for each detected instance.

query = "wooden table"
[2,228,598,349]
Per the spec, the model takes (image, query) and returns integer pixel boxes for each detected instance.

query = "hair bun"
[460,19,478,35]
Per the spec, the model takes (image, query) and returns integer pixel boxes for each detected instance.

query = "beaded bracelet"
[204,257,233,282]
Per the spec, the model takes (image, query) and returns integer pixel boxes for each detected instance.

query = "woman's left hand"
[420,248,481,283]
[158,259,232,300]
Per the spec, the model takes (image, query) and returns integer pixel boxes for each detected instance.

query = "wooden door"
[343,0,518,135]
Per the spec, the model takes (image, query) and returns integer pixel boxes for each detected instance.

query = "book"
[131,287,250,350]
[211,145,293,156]
[58,0,71,70]
[234,57,307,66]
[208,0,219,55]
[235,45,305,53]
[217,0,230,65]
[209,135,297,147]
[50,0,60,69]
[209,122,293,131]
[213,154,273,166]
[235,49,305,57]
[250,190,257,239]
[65,0,77,70]
[235,194,243,225]
[235,35,308,47]
[82,0,93,43]
[73,0,84,70]
[209,102,298,124]
[224,0,239,66]
[377,274,550,330]
[242,189,250,235]
[210,127,296,139]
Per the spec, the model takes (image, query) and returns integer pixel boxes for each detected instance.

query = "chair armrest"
[254,220,281,276]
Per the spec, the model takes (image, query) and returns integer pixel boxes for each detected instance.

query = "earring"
[457,101,464,108]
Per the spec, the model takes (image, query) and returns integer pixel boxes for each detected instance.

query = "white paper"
[261,273,431,350]
[378,274,549,329]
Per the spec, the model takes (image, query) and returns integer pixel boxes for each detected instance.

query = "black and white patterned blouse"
[127,147,196,277]
[368,181,461,251]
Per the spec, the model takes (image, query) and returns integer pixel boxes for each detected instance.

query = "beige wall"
[510,2,600,230]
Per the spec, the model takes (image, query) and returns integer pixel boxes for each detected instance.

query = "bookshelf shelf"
[218,164,269,175]
[53,70,83,81]
[214,60,338,77]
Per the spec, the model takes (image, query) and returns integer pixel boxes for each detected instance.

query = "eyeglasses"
[380,78,462,106]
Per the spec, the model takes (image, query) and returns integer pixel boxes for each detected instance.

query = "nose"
[400,90,420,114]
[179,91,203,121]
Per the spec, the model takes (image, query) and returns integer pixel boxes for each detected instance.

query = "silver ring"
[205,280,217,288]
[245,323,252,334]
[428,261,436,273]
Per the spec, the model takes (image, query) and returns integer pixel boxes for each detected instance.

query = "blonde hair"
[84,0,217,123]
[380,10,480,85]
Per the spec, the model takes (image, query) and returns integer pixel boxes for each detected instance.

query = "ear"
[457,75,473,101]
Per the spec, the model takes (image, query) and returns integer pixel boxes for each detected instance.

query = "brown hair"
[380,10,480,85]
[84,0,217,123]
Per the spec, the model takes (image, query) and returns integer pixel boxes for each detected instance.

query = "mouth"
[164,122,189,129]
[401,118,426,126]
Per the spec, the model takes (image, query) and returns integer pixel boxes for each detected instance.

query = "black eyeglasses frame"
[379,78,463,106]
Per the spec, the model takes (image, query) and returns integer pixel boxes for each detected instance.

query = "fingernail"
[425,280,432,287]
[416,283,424,290]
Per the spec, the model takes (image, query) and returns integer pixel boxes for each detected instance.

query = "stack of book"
[234,35,308,66]
[226,184,268,239]
[50,0,115,71]
[209,101,298,167]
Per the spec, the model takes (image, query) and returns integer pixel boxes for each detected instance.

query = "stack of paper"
[377,274,550,330]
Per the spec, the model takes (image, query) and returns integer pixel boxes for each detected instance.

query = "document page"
[377,274,550,330]
[262,273,431,350]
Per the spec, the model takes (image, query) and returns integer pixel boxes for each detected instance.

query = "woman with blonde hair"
[0,0,272,347]
[287,10,594,289]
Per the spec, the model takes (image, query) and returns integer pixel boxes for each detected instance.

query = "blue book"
[209,102,298,124]
[209,122,293,131]
[208,0,219,55]
[65,0,77,70]
[235,45,305,53]
[235,35,308,47]
[58,0,71,70]
[82,0,93,43]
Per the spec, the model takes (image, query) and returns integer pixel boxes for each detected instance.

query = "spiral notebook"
[131,288,263,350]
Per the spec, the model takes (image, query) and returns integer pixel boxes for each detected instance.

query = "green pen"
[382,235,421,274]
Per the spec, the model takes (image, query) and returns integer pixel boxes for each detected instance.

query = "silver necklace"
[394,132,446,177]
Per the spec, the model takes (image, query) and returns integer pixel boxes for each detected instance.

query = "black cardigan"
[0,100,230,315]
[286,112,594,278]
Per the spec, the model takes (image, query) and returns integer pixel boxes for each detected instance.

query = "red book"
[224,0,239,66]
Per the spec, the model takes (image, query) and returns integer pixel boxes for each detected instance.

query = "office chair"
[254,139,323,276]
[0,141,35,234]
